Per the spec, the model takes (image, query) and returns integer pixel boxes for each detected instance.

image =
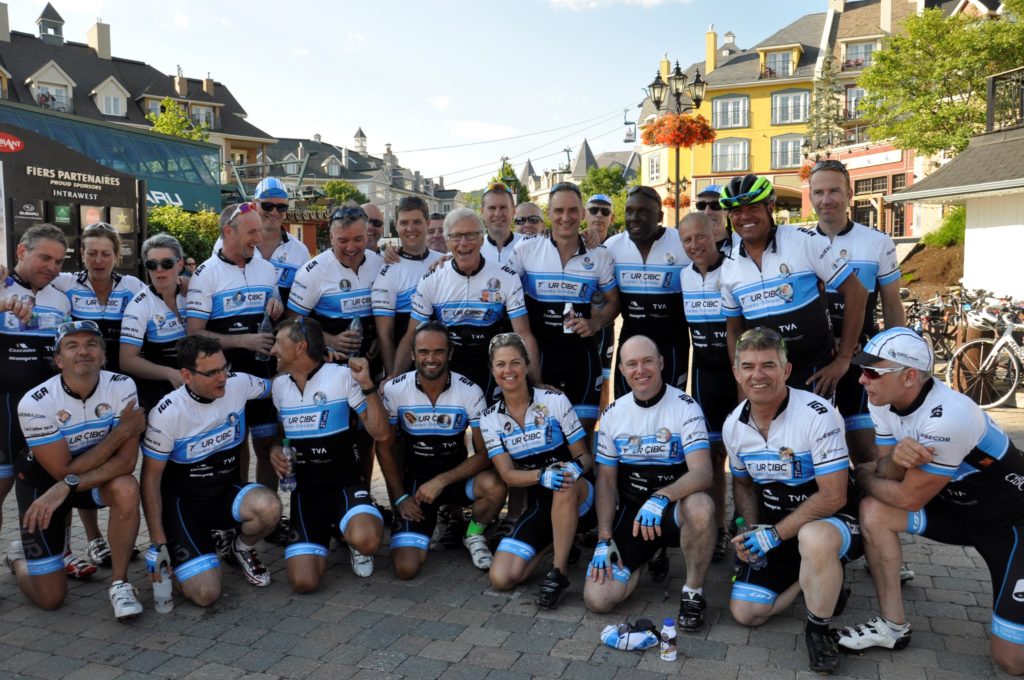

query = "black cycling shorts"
[285,482,382,560]
[834,364,872,431]
[598,326,615,379]
[606,498,681,583]
[16,478,104,576]
[246,399,278,440]
[495,479,595,562]
[540,345,602,421]
[906,500,1024,644]
[162,482,262,582]
[731,513,862,607]
[692,366,737,441]
[1,391,26,480]
[389,477,477,552]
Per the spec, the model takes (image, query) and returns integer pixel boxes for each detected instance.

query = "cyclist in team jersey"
[584,335,716,632]
[377,320,508,578]
[9,320,145,619]
[141,336,281,607]
[725,327,861,674]
[838,328,1024,675]
[253,177,309,307]
[719,174,867,398]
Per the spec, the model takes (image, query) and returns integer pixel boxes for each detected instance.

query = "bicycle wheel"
[946,339,1021,409]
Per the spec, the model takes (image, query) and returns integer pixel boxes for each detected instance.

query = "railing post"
[987,73,996,133]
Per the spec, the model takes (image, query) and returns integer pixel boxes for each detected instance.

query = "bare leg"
[678,492,715,589]
[798,520,844,618]
[859,496,908,623]
[286,554,327,593]
[100,475,140,583]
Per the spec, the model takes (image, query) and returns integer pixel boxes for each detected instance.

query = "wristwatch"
[64,474,80,495]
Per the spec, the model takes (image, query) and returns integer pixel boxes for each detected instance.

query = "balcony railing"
[987,66,1024,133]
[36,91,71,113]
[842,57,872,71]
[844,126,870,145]
[759,66,792,80]
[844,106,864,120]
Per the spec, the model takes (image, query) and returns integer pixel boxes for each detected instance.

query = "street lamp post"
[648,61,706,225]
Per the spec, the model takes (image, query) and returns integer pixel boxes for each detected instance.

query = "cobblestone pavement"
[3,403,1024,679]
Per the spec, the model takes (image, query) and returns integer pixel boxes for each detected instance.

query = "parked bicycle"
[946,303,1024,409]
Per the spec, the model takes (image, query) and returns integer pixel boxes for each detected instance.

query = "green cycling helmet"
[720,174,776,209]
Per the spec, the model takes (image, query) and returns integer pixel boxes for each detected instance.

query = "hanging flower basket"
[641,113,717,149]
[798,163,814,182]
[662,195,691,209]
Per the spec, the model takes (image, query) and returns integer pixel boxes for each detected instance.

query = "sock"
[806,611,831,634]
[234,536,253,552]
[465,519,486,537]
[681,585,703,597]
[881,616,909,632]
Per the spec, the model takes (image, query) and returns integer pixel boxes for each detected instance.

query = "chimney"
[0,4,10,43]
[414,170,421,191]
[341,147,349,168]
[828,0,844,11]
[297,141,305,159]
[87,20,110,59]
[438,176,444,188]
[313,133,321,143]
[202,73,215,97]
[659,53,671,83]
[880,0,892,32]
[705,24,718,75]
[174,66,187,97]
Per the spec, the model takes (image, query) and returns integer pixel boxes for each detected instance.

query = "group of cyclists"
[3,162,1024,675]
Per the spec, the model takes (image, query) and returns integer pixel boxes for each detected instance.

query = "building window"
[359,184,370,195]
[846,87,866,120]
[648,155,662,183]
[36,84,70,112]
[843,42,876,70]
[712,96,749,128]
[712,138,749,173]
[327,161,341,177]
[854,178,872,195]
[889,205,906,238]
[892,173,907,191]
[771,91,809,125]
[771,135,804,169]
[102,95,122,116]
[854,199,876,228]
[191,105,214,127]
[146,99,161,116]
[871,176,888,193]
[765,52,793,78]
[443,203,452,212]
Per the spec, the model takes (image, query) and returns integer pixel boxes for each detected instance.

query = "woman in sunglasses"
[119,234,189,411]
[49,222,143,574]
[481,332,594,609]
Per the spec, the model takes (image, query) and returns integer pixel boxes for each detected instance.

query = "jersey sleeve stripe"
[825,262,853,288]
[25,431,63,446]
[142,447,170,461]
[595,453,619,467]
[920,461,958,477]
[877,269,901,286]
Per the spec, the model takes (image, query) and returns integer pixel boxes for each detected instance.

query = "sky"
[12,0,825,191]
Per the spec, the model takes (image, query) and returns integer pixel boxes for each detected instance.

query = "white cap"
[853,327,932,372]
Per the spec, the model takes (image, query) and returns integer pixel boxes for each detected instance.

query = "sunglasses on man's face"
[514,216,544,226]
[260,202,288,213]
[860,365,907,381]
[145,257,180,271]
[696,201,722,211]
[367,218,385,229]
[587,207,611,217]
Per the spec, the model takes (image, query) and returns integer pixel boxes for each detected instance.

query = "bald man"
[362,203,386,252]
[514,202,545,237]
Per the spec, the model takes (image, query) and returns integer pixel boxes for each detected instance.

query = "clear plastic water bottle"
[735,517,767,570]
[255,312,273,361]
[279,438,297,493]
[348,315,363,358]
[659,618,677,661]
[146,543,174,613]
[562,302,575,333]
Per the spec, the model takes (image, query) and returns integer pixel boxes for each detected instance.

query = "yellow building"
[639,14,826,223]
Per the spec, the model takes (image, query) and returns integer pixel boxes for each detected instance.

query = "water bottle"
[255,312,273,361]
[279,438,297,493]
[146,543,174,614]
[348,315,363,358]
[735,517,767,571]
[659,618,677,661]
[562,302,575,333]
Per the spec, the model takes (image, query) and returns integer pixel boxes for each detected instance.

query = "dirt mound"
[900,242,964,300]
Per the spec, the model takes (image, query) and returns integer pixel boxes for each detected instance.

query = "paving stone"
[265,655,324,679]
[562,659,619,680]
[464,646,522,670]
[550,637,597,661]
[420,639,473,662]
[179,663,246,680]
[502,631,556,654]
[394,655,450,679]
[456,626,511,648]
[511,653,568,677]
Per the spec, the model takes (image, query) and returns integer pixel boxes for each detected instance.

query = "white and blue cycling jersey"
[371,249,443,343]
[479,388,584,471]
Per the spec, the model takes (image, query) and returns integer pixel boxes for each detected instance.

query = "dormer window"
[765,52,793,78]
[327,161,341,177]
[843,42,876,71]
[102,96,121,116]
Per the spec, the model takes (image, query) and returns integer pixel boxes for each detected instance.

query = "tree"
[860,3,1024,155]
[580,166,627,199]
[145,96,209,142]
[147,205,220,262]
[322,179,367,205]
[489,158,530,205]
[807,49,844,155]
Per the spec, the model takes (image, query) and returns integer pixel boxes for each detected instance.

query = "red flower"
[798,163,813,182]
[641,113,717,149]
[662,195,691,209]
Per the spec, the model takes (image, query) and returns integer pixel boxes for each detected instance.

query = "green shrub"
[921,205,965,247]
[147,205,220,262]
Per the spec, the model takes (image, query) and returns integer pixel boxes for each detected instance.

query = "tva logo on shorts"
[1013,579,1024,603]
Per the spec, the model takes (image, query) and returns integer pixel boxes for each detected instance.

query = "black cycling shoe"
[265,517,292,547]
[712,528,729,563]
[648,547,669,582]
[806,628,841,674]
[677,591,707,632]
[536,568,569,609]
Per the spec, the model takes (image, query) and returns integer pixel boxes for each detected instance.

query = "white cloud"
[550,0,687,9]
[173,14,190,28]
[345,33,366,52]
[293,48,310,57]
[449,120,516,141]
[428,96,450,111]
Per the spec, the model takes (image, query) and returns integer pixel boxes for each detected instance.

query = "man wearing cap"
[837,328,1024,674]
[694,185,731,254]
[9,319,146,619]
[362,203,386,253]
[513,202,545,237]
[480,182,522,268]
[254,177,309,307]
